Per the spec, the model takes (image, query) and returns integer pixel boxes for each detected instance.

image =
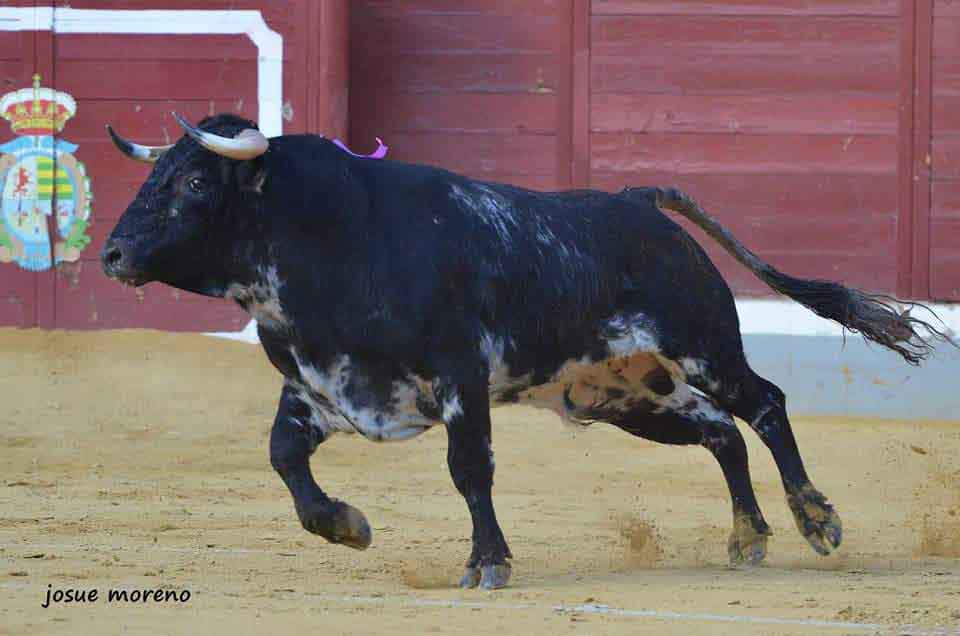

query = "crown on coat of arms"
[0,74,76,136]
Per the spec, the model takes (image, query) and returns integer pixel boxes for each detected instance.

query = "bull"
[103,114,947,589]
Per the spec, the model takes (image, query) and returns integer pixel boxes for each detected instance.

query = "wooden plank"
[932,180,960,218]
[593,1,899,16]
[571,0,591,187]
[929,248,960,300]
[914,0,934,299]
[593,15,899,53]
[349,13,559,55]
[932,137,960,179]
[932,15,960,56]
[350,93,558,134]
[897,0,916,298]
[307,0,349,138]
[936,0,960,16]
[931,210,960,249]
[0,17,35,327]
[55,33,260,61]
[590,133,897,175]
[555,0,574,189]
[930,189,960,299]
[591,16,899,95]
[384,132,557,176]
[353,1,562,17]
[0,269,36,328]
[36,26,55,329]
[933,57,960,97]
[353,52,561,95]
[54,60,259,100]
[592,94,898,135]
[592,54,899,96]
[0,32,27,61]
[932,94,960,134]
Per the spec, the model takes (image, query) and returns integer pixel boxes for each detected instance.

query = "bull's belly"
[291,349,675,443]
[489,352,671,423]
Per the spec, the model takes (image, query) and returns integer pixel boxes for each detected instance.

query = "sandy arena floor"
[1,329,958,635]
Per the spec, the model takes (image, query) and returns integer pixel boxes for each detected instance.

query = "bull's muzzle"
[101,237,141,285]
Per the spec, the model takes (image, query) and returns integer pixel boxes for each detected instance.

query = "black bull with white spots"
[103,114,948,589]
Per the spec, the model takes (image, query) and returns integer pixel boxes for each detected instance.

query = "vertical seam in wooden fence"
[557,1,574,189]
[912,0,934,300]
[36,4,55,328]
[306,0,319,135]
[571,0,590,188]
[897,0,916,299]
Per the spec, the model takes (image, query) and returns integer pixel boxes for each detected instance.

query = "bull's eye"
[187,177,205,194]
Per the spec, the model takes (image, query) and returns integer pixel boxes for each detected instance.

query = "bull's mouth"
[102,266,149,288]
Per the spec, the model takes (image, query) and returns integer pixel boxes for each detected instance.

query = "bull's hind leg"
[609,389,771,565]
[724,370,842,556]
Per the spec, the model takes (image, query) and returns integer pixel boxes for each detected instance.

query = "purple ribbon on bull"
[329,136,388,159]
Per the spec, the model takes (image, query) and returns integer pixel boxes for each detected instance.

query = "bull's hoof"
[727,515,771,567]
[479,563,511,590]
[786,485,842,556]
[328,500,372,550]
[298,500,372,550]
[459,566,482,589]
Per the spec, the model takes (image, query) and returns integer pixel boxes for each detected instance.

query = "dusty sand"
[1,328,958,635]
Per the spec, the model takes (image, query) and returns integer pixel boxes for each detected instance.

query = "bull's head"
[101,113,268,294]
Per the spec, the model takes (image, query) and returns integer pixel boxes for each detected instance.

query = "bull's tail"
[649,186,952,365]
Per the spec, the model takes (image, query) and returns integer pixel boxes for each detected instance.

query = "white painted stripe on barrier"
[735,298,960,338]
[0,7,283,138]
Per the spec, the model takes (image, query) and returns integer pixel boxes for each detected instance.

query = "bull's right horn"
[106,125,172,163]
[172,113,269,160]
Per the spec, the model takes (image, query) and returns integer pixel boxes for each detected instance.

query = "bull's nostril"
[102,245,123,268]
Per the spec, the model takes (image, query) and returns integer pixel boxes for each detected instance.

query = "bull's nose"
[100,243,123,269]
[101,240,125,275]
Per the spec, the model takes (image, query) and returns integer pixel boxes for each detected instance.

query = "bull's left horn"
[173,113,269,160]
[106,125,172,163]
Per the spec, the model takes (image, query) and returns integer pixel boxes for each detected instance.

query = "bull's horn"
[172,112,269,160]
[106,125,172,163]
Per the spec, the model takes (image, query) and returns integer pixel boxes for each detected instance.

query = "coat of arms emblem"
[0,74,92,271]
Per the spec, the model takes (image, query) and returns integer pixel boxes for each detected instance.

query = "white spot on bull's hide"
[226,265,287,328]
[449,183,517,246]
[535,223,558,246]
[679,357,721,393]
[442,393,463,422]
[602,313,659,357]
[290,352,439,442]
[650,370,729,425]
[480,330,530,397]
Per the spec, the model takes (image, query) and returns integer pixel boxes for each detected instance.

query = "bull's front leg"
[270,384,372,550]
[437,374,512,590]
